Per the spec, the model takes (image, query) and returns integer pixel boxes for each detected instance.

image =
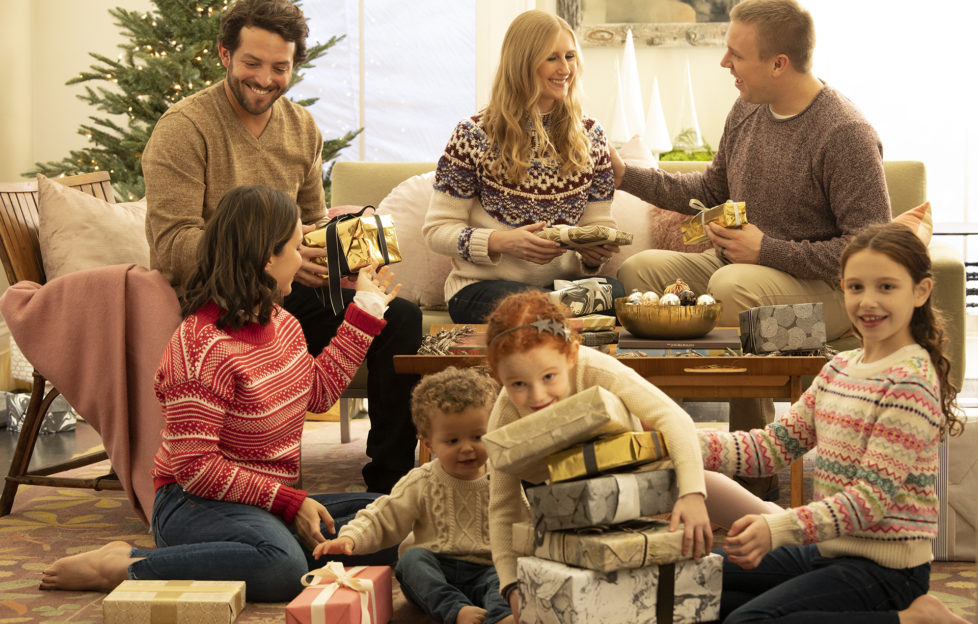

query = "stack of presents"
[484,385,722,624]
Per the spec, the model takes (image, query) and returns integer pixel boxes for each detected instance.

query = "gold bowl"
[614,297,722,339]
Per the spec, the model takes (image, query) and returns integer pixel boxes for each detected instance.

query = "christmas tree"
[29,0,359,203]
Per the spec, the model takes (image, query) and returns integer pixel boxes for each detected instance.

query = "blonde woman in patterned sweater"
[423,10,623,323]
[700,223,967,624]
[39,186,402,602]
[316,367,513,624]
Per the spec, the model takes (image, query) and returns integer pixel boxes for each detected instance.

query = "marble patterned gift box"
[512,519,688,572]
[102,580,245,624]
[546,431,668,483]
[484,386,641,482]
[525,468,678,531]
[517,554,722,624]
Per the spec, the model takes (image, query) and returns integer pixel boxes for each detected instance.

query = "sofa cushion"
[892,201,933,245]
[37,173,150,280]
[375,171,452,308]
[603,138,710,279]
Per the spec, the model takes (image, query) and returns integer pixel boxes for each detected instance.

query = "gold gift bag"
[680,199,748,245]
[303,206,401,313]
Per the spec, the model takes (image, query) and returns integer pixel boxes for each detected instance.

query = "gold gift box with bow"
[103,580,245,624]
[547,431,668,483]
[681,199,748,245]
[303,213,401,278]
[534,224,634,248]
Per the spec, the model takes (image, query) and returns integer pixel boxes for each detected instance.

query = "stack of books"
[616,326,742,357]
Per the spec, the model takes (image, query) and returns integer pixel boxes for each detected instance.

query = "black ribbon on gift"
[322,206,392,315]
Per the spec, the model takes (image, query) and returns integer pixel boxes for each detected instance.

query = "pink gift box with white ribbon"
[285,563,392,624]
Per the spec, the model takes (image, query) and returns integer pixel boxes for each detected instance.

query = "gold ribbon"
[301,562,376,624]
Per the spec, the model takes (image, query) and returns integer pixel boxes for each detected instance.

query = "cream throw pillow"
[37,174,150,280]
[376,171,452,308]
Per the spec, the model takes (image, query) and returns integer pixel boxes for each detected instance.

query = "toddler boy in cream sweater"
[314,367,513,624]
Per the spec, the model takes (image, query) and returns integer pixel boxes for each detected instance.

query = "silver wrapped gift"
[484,386,641,482]
[5,391,77,434]
[738,302,826,354]
[525,469,678,532]
[517,554,722,624]
[549,277,615,316]
[512,519,689,572]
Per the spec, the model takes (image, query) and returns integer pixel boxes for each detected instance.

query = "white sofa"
[331,159,965,390]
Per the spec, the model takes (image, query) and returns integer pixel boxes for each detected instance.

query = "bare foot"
[39,541,136,592]
[456,605,487,624]
[898,594,969,624]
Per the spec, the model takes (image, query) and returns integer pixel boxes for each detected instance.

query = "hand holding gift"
[681,199,747,245]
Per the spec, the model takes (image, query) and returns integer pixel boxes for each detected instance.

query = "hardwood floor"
[0,420,103,475]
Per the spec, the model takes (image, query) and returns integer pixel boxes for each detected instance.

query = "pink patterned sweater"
[152,301,385,524]
[700,344,940,569]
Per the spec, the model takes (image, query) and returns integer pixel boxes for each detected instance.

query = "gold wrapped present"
[103,580,245,624]
[303,210,401,278]
[567,314,617,332]
[534,224,634,248]
[547,431,668,483]
[484,386,641,482]
[512,519,688,572]
[680,199,748,245]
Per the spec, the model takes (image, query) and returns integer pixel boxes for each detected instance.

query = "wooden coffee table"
[394,351,825,507]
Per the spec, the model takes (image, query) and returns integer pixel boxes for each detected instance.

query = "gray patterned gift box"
[525,468,678,532]
[738,302,826,354]
[484,386,640,483]
[517,554,722,624]
[512,519,688,572]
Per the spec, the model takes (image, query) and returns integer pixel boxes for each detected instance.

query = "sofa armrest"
[929,241,966,390]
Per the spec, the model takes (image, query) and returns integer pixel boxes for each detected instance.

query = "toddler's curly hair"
[410,366,499,438]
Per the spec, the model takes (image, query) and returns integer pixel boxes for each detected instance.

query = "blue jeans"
[719,544,930,624]
[395,548,512,624]
[448,277,625,323]
[129,483,396,602]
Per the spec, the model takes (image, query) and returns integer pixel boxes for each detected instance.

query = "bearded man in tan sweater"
[610,0,890,500]
[142,0,422,494]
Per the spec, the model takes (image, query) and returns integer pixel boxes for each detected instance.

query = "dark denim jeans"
[448,277,625,324]
[129,483,395,602]
[719,543,930,624]
[395,548,511,624]
[283,284,422,494]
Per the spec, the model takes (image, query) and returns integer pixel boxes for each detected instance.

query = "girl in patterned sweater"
[700,222,967,623]
[40,186,401,602]
[423,10,624,323]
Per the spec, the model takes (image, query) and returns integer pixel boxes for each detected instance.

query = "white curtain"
[803,0,977,232]
[291,0,477,163]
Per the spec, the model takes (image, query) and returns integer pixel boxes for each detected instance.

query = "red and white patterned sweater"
[152,301,384,524]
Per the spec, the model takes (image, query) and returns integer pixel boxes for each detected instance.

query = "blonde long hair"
[482,10,591,185]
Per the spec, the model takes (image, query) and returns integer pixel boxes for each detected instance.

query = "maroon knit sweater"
[621,86,890,281]
[152,301,384,524]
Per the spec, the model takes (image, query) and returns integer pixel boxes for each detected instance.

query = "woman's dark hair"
[180,185,299,331]
[219,0,309,66]
[840,221,963,438]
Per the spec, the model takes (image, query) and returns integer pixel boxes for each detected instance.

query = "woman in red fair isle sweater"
[39,185,402,602]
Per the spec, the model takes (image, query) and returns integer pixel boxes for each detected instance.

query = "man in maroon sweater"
[610,0,889,499]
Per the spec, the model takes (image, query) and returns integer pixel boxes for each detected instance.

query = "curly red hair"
[486,291,579,377]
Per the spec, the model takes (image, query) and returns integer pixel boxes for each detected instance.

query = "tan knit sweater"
[142,81,326,286]
[338,459,492,566]
[487,345,707,589]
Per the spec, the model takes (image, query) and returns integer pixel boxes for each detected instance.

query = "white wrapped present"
[517,554,721,624]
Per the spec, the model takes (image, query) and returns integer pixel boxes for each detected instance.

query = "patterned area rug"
[0,419,973,623]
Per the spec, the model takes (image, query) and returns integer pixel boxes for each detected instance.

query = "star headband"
[488,316,572,346]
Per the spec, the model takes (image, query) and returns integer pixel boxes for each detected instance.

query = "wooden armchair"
[0,172,123,515]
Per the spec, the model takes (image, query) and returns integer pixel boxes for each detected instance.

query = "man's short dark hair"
[219,0,309,66]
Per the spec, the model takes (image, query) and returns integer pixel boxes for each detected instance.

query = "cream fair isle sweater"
[488,345,707,589]
[424,114,615,302]
[338,459,492,566]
